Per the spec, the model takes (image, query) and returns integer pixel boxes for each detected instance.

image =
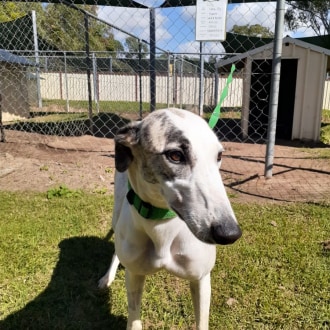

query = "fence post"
[214,60,219,107]
[32,10,42,109]
[84,13,93,134]
[167,53,170,108]
[194,64,198,110]
[242,57,252,140]
[264,0,285,178]
[138,40,143,119]
[92,52,99,114]
[64,51,70,112]
[0,94,5,143]
[109,56,112,73]
[173,55,177,107]
[179,55,183,109]
[199,42,204,116]
[149,7,156,112]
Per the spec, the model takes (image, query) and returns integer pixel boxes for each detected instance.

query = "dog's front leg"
[126,270,145,330]
[190,273,211,330]
[98,253,120,289]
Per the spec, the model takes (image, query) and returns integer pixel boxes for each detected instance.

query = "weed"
[46,185,82,199]
[93,187,108,195]
[227,192,238,198]
[39,165,49,171]
[105,167,113,174]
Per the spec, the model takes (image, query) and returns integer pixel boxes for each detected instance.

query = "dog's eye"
[165,150,186,164]
[217,152,222,162]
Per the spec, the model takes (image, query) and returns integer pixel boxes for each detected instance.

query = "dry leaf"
[226,297,238,307]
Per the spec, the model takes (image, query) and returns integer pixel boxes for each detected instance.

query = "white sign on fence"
[195,0,228,41]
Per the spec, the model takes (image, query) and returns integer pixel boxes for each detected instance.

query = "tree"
[285,0,330,35]
[85,6,124,52]
[40,4,123,52]
[0,3,123,53]
[39,4,83,51]
[230,24,274,38]
[125,36,149,58]
[0,2,44,22]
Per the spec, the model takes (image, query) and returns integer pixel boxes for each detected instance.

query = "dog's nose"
[211,222,242,245]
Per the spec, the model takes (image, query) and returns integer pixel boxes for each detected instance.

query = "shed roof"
[0,49,36,66]
[221,33,330,54]
[218,36,330,68]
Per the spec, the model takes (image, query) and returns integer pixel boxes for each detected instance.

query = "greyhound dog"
[99,108,242,330]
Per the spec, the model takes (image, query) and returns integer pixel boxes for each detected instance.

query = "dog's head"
[114,108,241,245]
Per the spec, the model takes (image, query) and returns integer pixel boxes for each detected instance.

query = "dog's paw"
[127,320,142,330]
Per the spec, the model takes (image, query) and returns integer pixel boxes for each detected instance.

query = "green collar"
[126,182,177,220]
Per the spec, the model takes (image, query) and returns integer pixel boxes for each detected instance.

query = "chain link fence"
[0,0,329,202]
[1,1,277,140]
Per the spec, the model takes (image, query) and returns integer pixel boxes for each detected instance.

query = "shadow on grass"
[0,236,126,330]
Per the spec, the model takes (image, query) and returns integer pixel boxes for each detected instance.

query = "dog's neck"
[127,181,176,220]
[127,170,170,210]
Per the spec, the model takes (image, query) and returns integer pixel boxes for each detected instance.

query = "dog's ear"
[114,122,140,172]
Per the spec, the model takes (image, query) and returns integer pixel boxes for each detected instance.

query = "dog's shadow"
[0,236,126,330]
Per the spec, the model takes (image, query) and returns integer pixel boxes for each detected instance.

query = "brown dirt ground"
[0,130,329,204]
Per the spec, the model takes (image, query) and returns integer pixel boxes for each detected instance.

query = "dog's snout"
[211,222,242,245]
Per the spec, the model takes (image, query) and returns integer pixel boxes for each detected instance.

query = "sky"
[97,1,318,56]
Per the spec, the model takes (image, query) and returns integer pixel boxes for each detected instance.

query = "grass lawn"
[27,103,330,146]
[0,191,329,330]
[39,99,169,114]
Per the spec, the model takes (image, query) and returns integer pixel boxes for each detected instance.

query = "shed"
[0,49,36,122]
[218,36,330,142]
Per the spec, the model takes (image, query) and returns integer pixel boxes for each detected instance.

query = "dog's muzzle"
[211,221,242,245]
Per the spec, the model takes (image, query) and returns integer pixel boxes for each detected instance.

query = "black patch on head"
[139,111,171,153]
[125,110,196,182]
[113,121,141,172]
[115,143,133,172]
[142,124,194,182]
[165,125,184,144]
[163,124,195,168]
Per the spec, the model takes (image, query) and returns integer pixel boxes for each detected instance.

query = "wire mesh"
[0,1,329,202]
[0,3,267,139]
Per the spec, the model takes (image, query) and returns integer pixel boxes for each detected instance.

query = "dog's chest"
[118,238,193,277]
[116,220,216,279]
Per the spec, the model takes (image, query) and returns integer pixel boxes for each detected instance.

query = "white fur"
[99,108,241,330]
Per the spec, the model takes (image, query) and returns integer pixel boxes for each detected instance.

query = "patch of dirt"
[0,131,116,194]
[0,130,329,203]
[222,142,330,203]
